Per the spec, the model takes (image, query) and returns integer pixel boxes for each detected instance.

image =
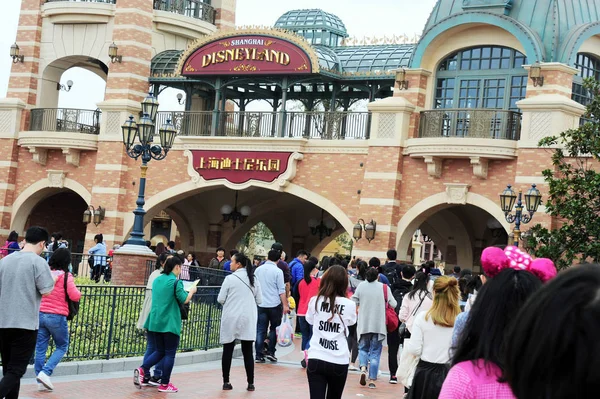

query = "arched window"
[572,53,600,106]
[434,46,528,111]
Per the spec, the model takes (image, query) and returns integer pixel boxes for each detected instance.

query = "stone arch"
[11,177,92,235]
[395,191,509,263]
[410,13,545,69]
[124,180,355,243]
[309,228,347,258]
[39,55,108,108]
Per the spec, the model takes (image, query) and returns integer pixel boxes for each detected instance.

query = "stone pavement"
[19,336,406,398]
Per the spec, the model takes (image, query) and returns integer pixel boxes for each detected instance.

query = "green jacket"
[144,273,188,336]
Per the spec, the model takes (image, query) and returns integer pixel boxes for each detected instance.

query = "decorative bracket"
[470,157,489,180]
[47,170,66,188]
[445,183,471,205]
[424,156,442,178]
[62,148,81,167]
[28,147,47,166]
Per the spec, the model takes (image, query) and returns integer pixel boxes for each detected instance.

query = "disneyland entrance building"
[2,0,598,282]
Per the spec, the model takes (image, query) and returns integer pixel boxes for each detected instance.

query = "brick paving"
[19,338,405,399]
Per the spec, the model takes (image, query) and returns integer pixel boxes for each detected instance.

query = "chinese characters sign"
[191,150,293,184]
[182,34,313,76]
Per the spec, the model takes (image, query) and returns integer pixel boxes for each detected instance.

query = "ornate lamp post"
[220,191,251,228]
[309,210,336,241]
[499,184,542,247]
[121,92,177,246]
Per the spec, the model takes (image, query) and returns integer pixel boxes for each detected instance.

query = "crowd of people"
[1,229,600,399]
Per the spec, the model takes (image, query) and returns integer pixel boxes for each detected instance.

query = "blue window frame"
[434,46,528,110]
[572,53,600,106]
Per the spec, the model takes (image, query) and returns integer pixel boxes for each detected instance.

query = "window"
[572,53,600,106]
[434,46,528,111]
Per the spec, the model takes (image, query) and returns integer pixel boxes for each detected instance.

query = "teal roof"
[413,0,600,66]
[275,9,349,38]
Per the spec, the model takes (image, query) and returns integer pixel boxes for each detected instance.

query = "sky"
[0,0,437,111]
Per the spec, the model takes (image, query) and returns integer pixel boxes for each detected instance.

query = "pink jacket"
[40,273,82,317]
[398,291,433,332]
[439,360,516,399]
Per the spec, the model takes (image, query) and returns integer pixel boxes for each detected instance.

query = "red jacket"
[40,273,82,317]
[297,277,320,316]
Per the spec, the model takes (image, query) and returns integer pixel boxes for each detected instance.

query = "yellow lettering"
[202,54,212,68]
[280,53,290,66]
[244,159,255,171]
[220,157,232,169]
[270,50,280,64]
[233,158,241,170]
[234,48,244,61]
[225,49,235,62]
[255,159,268,171]
[198,157,206,169]
[216,50,226,63]
[250,48,257,60]
[208,157,220,169]
[268,159,280,172]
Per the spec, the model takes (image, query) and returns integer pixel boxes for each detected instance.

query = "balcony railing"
[419,109,521,140]
[155,110,371,140]
[45,0,116,3]
[153,0,216,24]
[29,108,101,134]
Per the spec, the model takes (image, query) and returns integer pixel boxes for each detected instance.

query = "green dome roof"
[413,0,600,66]
[275,9,349,38]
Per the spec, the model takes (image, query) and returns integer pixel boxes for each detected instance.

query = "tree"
[526,78,600,269]
[334,232,353,255]
[236,222,274,257]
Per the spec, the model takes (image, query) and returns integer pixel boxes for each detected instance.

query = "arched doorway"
[25,191,88,253]
[237,222,275,261]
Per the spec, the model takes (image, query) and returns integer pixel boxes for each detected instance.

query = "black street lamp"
[121,92,177,246]
[220,191,251,228]
[309,209,336,241]
[500,184,542,247]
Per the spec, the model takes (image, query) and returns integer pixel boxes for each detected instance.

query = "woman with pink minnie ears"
[439,246,556,398]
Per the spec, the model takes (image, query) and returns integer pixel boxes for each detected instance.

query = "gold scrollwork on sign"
[264,40,274,47]
[184,64,196,72]
[295,63,308,71]
[219,41,230,47]
[232,64,258,72]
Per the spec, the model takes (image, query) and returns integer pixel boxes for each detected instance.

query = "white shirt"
[306,296,357,365]
[254,261,285,308]
[404,311,453,364]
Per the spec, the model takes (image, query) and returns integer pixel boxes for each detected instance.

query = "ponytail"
[233,252,255,287]
[162,255,182,275]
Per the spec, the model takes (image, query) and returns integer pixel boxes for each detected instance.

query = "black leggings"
[387,329,401,376]
[347,324,358,363]
[306,358,348,399]
[222,340,254,385]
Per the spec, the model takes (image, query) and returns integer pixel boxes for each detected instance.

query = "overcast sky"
[0,0,437,111]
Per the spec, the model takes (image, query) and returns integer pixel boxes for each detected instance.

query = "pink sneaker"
[133,367,144,389]
[158,383,179,393]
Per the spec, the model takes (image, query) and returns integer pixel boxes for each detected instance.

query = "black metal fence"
[29,108,101,134]
[145,260,230,287]
[419,109,521,140]
[58,285,221,361]
[153,0,216,24]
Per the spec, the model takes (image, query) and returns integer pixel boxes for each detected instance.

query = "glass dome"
[151,50,183,76]
[275,9,349,47]
[335,44,414,74]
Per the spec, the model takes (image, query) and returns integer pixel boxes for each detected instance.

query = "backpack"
[391,284,412,313]
[382,263,400,287]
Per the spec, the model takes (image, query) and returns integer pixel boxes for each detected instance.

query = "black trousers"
[347,324,358,363]
[222,340,254,385]
[387,328,401,376]
[306,358,348,399]
[0,328,38,399]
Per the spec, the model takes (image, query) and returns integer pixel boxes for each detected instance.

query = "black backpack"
[391,284,411,313]
[382,263,400,287]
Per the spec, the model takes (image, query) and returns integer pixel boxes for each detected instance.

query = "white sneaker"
[37,383,48,391]
[36,371,54,390]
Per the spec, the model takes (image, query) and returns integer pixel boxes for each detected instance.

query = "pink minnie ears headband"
[480,246,557,283]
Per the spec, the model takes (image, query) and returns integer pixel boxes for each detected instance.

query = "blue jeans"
[34,313,69,376]
[143,331,164,378]
[358,333,383,381]
[298,316,312,351]
[142,332,179,385]
[255,305,282,358]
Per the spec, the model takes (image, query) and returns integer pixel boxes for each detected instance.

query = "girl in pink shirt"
[295,259,320,368]
[440,269,542,399]
[35,248,81,391]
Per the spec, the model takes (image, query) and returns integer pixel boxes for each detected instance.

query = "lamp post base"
[112,244,157,285]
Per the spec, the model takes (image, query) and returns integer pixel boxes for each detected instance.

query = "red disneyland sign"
[182,35,313,76]
[191,150,293,184]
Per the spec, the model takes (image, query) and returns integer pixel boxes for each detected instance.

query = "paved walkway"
[19,337,406,398]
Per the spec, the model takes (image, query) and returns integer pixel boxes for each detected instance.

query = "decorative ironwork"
[419,109,521,140]
[341,34,420,46]
[29,108,101,134]
[153,0,215,24]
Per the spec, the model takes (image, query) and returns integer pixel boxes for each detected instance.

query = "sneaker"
[255,357,266,363]
[369,382,376,389]
[359,369,367,386]
[300,358,307,368]
[265,353,278,362]
[36,371,54,391]
[158,383,179,393]
[348,364,359,371]
[133,367,144,389]
[37,383,48,392]
[390,375,398,384]
[223,382,233,390]
[141,377,151,387]
[148,376,161,386]
[247,384,255,391]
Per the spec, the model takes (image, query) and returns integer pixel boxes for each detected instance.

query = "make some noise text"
[318,301,346,351]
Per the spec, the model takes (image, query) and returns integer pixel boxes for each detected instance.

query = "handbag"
[383,284,399,333]
[397,340,419,388]
[63,272,79,321]
[174,280,190,320]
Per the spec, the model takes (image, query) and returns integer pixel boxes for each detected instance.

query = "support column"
[211,78,222,136]
[211,0,236,29]
[277,77,289,137]
[207,223,222,251]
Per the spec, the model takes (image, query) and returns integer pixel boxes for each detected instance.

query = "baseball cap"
[271,242,284,252]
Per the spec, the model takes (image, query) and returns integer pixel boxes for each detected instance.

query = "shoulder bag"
[174,280,190,320]
[63,272,80,321]
[383,284,399,333]
[398,292,428,338]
